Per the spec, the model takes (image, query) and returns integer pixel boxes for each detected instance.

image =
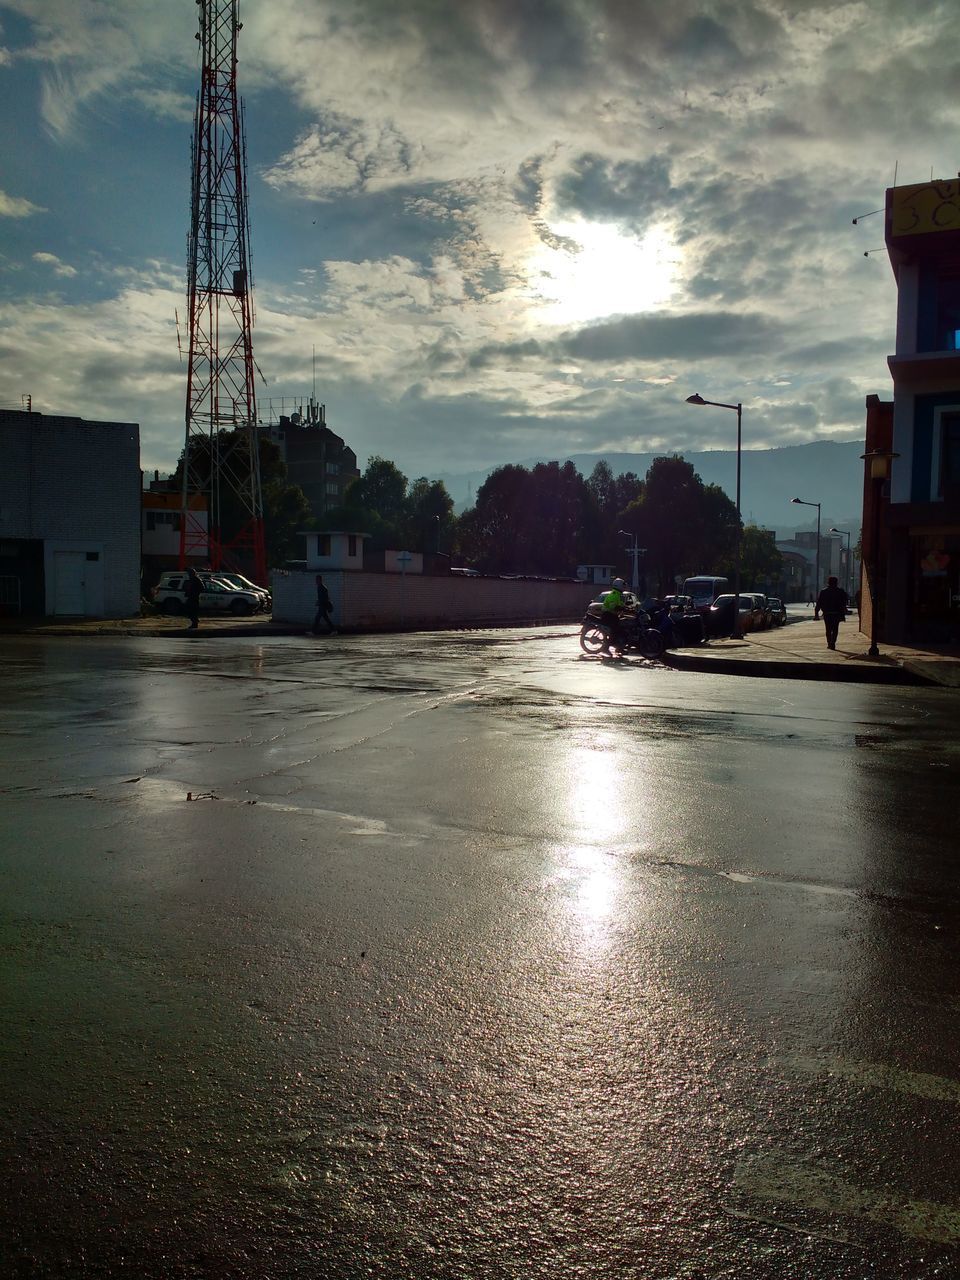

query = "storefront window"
[911,532,960,641]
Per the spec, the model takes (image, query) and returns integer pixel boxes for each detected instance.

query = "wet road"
[2,630,959,1278]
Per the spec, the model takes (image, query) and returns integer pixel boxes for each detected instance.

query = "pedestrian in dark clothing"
[814,575,848,650]
[313,574,336,635]
[184,568,203,631]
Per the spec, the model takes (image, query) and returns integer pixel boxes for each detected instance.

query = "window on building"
[326,463,339,474]
[348,535,358,557]
[942,412,960,488]
[85,551,99,562]
[146,510,182,532]
[326,482,339,495]
[936,276,960,350]
[319,535,331,556]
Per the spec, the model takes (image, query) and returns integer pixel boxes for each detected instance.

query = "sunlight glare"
[528,218,676,325]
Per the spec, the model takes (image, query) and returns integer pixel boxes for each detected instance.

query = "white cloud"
[32,250,77,277]
[130,86,195,124]
[0,262,186,467]
[0,188,44,217]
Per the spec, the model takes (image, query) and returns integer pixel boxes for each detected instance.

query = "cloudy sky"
[0,0,956,481]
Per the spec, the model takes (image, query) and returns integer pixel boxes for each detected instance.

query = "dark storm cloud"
[554,154,676,229]
[79,351,179,390]
[562,311,784,362]
[467,310,785,370]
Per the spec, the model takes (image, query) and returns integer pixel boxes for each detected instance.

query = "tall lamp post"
[829,527,852,597]
[860,449,899,658]
[686,394,742,636]
[791,496,821,600]
[618,530,646,593]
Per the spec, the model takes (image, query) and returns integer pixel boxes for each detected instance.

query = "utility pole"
[179,0,266,582]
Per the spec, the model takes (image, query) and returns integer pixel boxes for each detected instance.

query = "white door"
[53,551,87,615]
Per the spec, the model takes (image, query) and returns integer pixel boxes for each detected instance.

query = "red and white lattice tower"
[179,0,265,581]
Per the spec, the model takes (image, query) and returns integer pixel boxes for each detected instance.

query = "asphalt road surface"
[2,630,959,1279]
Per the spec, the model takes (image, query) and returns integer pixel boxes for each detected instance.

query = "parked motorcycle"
[579,601,665,659]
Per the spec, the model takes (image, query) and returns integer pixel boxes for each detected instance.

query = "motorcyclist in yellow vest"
[600,577,629,654]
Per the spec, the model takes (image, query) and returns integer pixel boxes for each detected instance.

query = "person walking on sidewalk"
[184,567,203,632]
[814,575,848,650]
[312,574,337,635]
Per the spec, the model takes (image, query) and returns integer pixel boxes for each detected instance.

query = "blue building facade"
[882,179,960,642]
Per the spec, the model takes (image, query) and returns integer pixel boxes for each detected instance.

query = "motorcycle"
[579,601,665,659]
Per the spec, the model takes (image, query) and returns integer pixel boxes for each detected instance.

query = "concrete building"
[0,408,141,618]
[876,177,960,643]
[262,400,360,521]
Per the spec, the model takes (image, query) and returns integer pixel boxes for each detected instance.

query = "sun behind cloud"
[526,218,677,327]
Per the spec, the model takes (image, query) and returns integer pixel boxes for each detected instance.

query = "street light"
[617,530,646,593]
[829,527,852,597]
[686,394,742,636]
[791,496,821,599]
[859,449,899,658]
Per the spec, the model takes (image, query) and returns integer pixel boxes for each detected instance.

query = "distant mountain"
[434,440,865,535]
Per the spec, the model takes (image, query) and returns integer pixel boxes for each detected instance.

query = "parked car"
[750,593,772,630]
[767,596,787,626]
[152,571,263,616]
[215,571,272,610]
[706,593,761,636]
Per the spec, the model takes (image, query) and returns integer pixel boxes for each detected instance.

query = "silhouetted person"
[313,574,336,635]
[815,576,848,650]
[184,568,202,631]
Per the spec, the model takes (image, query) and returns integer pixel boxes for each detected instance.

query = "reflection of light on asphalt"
[565,845,616,922]
[564,734,620,842]
[556,736,624,944]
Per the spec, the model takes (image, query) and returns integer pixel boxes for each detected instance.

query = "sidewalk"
[662,616,960,688]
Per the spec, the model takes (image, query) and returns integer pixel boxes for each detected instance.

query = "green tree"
[700,483,740,577]
[263,475,312,566]
[337,456,410,550]
[405,477,456,554]
[622,456,707,593]
[459,464,532,572]
[618,457,742,594]
[739,525,782,590]
[172,429,313,569]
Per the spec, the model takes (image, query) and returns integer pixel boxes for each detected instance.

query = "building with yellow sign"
[870,179,960,643]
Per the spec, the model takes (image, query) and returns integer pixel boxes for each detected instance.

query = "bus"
[681,575,729,611]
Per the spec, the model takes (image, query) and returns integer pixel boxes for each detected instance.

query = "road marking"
[788,1054,960,1104]
[734,1156,960,1244]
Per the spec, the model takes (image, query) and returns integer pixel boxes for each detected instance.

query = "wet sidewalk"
[662,616,960,688]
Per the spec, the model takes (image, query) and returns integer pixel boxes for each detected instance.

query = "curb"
[660,649,933,686]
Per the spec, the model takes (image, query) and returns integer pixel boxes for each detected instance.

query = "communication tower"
[179,0,265,581]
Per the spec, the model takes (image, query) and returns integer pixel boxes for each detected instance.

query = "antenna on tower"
[179,0,266,582]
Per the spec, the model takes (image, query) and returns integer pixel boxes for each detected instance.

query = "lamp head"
[791,497,803,504]
[686,394,705,405]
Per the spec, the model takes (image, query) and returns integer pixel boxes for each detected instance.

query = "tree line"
[328,452,782,594]
[177,432,782,593]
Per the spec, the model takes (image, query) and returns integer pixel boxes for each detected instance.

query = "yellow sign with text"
[891,180,960,237]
